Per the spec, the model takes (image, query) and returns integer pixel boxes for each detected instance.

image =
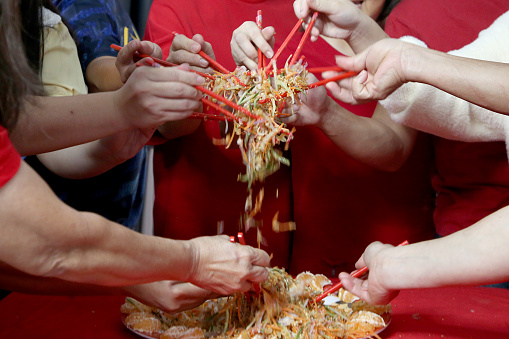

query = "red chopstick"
[256,10,265,70]
[307,71,357,89]
[188,112,233,121]
[170,32,231,74]
[196,86,260,120]
[170,32,247,87]
[110,44,214,79]
[200,97,240,123]
[314,240,409,302]
[307,66,344,73]
[264,18,303,72]
[289,12,319,66]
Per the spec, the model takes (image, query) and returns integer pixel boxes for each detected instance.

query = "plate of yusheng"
[121,267,391,339]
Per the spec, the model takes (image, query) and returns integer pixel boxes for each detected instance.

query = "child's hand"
[231,21,275,70]
[116,40,164,83]
[168,34,215,75]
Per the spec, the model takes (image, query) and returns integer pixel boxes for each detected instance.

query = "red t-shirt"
[386,0,509,237]
[0,126,21,189]
[145,0,436,275]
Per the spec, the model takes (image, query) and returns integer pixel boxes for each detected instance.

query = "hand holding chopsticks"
[315,240,409,302]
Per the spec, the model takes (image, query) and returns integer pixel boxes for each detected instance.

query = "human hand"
[96,128,155,166]
[338,241,400,305]
[231,21,275,70]
[281,74,333,127]
[116,39,163,83]
[124,280,218,314]
[113,64,204,129]
[186,235,270,295]
[293,0,364,42]
[330,38,409,104]
[168,34,215,75]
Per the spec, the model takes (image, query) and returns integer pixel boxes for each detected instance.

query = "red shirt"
[386,0,509,236]
[145,0,436,276]
[0,126,21,189]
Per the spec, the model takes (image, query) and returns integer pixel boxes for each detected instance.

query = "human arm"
[86,56,124,92]
[0,262,216,313]
[334,38,509,115]
[0,160,270,294]
[0,261,216,313]
[285,74,417,171]
[339,205,509,304]
[10,65,204,156]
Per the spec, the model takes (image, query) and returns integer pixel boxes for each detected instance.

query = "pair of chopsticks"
[314,240,409,302]
[110,44,251,122]
[230,232,247,245]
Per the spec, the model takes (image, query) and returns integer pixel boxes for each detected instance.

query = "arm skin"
[0,262,217,313]
[86,56,124,93]
[0,161,270,295]
[11,63,204,157]
[339,205,509,305]
[335,38,509,115]
[284,72,416,171]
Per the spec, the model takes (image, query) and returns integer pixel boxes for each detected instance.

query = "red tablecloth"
[0,286,508,338]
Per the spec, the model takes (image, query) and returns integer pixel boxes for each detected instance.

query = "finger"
[246,266,269,284]
[149,98,202,118]
[250,247,271,267]
[234,32,260,62]
[155,67,205,86]
[260,27,275,58]
[117,39,141,61]
[339,272,371,302]
[307,0,342,16]
[138,40,163,59]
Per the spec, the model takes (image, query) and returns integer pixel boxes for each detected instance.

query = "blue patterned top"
[32,0,147,231]
[54,0,139,71]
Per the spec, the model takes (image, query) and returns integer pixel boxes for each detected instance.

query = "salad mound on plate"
[121,268,391,339]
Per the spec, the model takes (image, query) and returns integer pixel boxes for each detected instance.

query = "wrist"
[348,16,388,53]
[315,97,336,132]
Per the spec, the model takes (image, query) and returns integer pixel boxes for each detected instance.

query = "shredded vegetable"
[122,268,391,339]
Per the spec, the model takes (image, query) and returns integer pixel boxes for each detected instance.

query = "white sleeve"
[379,11,509,143]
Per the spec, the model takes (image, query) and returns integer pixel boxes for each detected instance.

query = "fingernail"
[196,75,205,83]
[266,51,274,58]
[199,59,208,67]
[191,45,200,53]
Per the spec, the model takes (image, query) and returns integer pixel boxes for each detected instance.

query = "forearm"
[405,46,509,115]
[11,94,127,156]
[0,262,124,295]
[36,142,119,179]
[0,162,195,286]
[318,100,415,171]
[347,15,388,53]
[376,205,509,290]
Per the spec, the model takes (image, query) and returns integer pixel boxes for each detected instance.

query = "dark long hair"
[0,0,43,131]
[377,0,403,28]
[0,0,59,132]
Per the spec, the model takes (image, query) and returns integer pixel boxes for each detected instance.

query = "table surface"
[1,286,508,338]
